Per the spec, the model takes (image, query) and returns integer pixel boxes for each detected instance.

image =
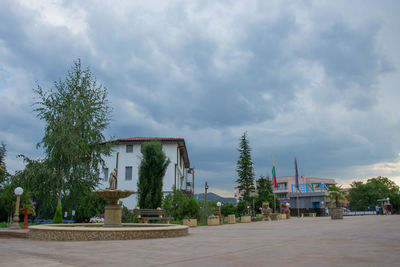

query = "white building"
[99,137,194,209]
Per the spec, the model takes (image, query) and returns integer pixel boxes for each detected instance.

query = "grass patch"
[0,222,41,228]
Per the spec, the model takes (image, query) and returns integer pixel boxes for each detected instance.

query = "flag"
[272,160,278,189]
[294,156,299,190]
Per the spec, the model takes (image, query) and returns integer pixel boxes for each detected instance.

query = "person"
[375,204,380,215]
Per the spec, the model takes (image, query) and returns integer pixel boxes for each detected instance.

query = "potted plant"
[327,185,348,220]
[21,201,36,229]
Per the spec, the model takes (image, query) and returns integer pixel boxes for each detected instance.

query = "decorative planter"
[207,217,220,226]
[182,219,197,227]
[256,214,264,221]
[279,214,287,220]
[330,207,343,220]
[227,214,236,224]
[270,213,279,221]
[20,208,33,229]
[240,216,251,223]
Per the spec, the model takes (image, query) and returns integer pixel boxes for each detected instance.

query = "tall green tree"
[236,132,254,203]
[0,142,7,185]
[327,185,348,208]
[137,141,170,209]
[348,176,399,211]
[33,59,112,206]
[257,176,273,201]
[12,156,57,218]
[0,142,14,221]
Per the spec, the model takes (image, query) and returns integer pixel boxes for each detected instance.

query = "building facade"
[273,176,336,204]
[99,137,193,209]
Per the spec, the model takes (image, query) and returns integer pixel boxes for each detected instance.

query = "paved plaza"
[0,215,398,267]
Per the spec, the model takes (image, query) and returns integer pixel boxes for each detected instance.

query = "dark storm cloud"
[1,0,399,190]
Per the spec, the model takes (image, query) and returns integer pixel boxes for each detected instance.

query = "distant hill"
[194,192,237,204]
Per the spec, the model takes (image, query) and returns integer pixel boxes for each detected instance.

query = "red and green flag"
[272,160,278,189]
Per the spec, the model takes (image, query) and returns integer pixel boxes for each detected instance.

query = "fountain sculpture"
[29,161,188,240]
[93,167,135,227]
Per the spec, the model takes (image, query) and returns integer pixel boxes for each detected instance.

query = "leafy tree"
[33,59,112,207]
[12,156,58,218]
[327,185,348,208]
[162,187,200,221]
[64,189,108,223]
[257,176,273,201]
[0,142,7,185]
[236,132,254,203]
[138,141,170,209]
[0,182,16,222]
[221,203,236,216]
[348,176,399,211]
[235,200,249,216]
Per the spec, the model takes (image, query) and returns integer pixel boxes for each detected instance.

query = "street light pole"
[205,182,208,204]
[10,187,23,229]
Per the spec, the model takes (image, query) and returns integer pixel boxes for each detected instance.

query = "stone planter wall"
[207,217,220,226]
[270,213,279,221]
[182,219,197,227]
[330,207,343,220]
[227,214,236,224]
[240,216,251,223]
[279,214,287,220]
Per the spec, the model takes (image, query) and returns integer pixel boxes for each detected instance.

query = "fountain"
[29,167,188,241]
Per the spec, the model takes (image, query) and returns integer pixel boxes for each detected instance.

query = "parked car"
[343,208,351,215]
[89,217,104,223]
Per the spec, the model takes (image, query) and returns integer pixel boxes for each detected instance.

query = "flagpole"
[294,154,300,218]
[272,156,277,213]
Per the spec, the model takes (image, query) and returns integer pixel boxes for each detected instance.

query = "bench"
[133,208,174,224]
[301,213,316,217]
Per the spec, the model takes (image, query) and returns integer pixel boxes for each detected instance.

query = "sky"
[1,0,400,197]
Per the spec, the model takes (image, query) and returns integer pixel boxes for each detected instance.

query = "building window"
[104,168,109,181]
[125,166,132,181]
[277,193,287,199]
[126,145,133,153]
[277,183,287,190]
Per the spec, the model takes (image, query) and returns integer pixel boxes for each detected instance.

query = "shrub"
[120,203,133,223]
[221,203,236,217]
[52,201,63,224]
[162,187,200,221]
[236,200,249,216]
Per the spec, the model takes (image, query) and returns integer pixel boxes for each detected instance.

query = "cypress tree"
[137,141,170,209]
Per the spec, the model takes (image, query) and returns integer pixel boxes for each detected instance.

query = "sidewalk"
[0,215,399,266]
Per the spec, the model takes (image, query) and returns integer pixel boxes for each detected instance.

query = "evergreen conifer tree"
[137,141,170,209]
[236,132,254,203]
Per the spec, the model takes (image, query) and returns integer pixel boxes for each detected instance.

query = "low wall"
[29,224,189,241]
[240,216,251,223]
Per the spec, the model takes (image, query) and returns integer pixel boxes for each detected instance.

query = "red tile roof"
[116,137,185,142]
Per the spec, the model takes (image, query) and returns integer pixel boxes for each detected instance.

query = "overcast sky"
[1,0,400,197]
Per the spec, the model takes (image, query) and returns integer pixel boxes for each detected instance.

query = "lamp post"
[217,201,222,224]
[10,187,23,229]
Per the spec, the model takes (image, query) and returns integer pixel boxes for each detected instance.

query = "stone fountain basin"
[29,223,189,241]
[93,189,135,205]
